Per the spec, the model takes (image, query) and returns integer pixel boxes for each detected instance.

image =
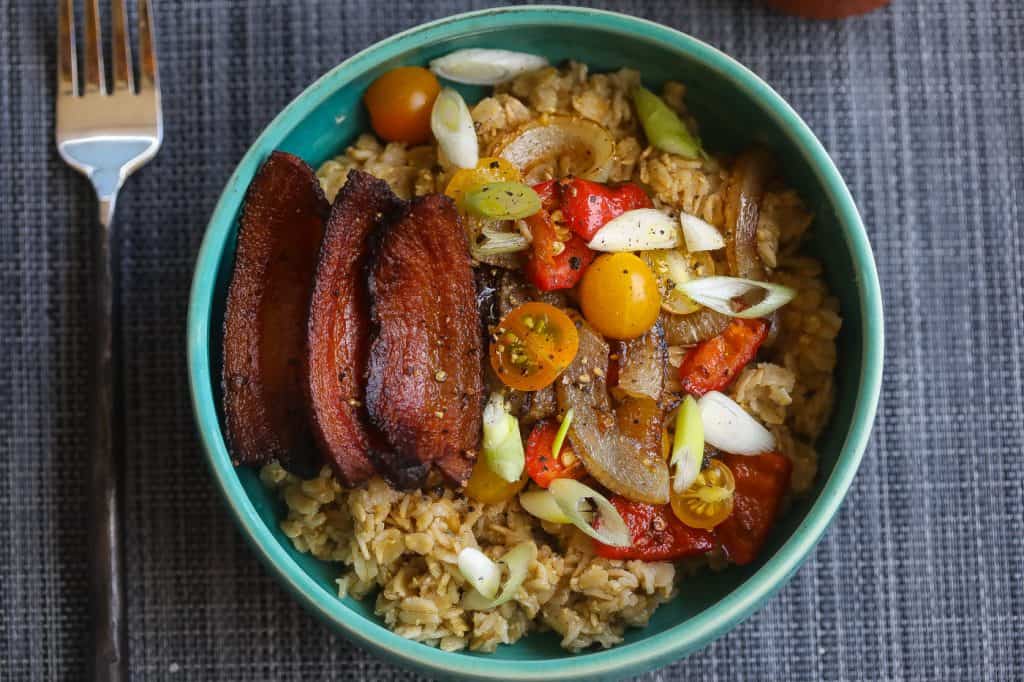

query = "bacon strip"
[222,151,327,472]
[366,195,484,485]
[305,170,405,486]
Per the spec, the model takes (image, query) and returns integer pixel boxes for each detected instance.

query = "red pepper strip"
[523,209,595,291]
[714,453,792,565]
[532,179,561,211]
[559,178,653,241]
[678,319,769,397]
[524,420,585,488]
[595,497,714,561]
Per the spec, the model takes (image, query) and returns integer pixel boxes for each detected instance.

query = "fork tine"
[57,0,78,96]
[111,0,134,93]
[137,0,158,91]
[82,0,106,94]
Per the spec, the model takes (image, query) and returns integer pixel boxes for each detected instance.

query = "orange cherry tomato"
[363,66,440,144]
[578,253,661,340]
[444,157,522,208]
[670,459,736,530]
[489,302,579,391]
[524,420,585,488]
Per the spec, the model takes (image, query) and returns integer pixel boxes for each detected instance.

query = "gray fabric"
[2,0,1022,679]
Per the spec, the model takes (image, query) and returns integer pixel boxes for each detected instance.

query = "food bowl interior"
[196,10,872,674]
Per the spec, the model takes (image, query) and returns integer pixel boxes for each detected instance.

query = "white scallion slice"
[679,212,726,252]
[670,395,704,494]
[430,49,549,86]
[549,479,631,548]
[430,88,478,169]
[519,489,572,524]
[457,547,500,600]
[471,226,531,258]
[482,393,525,482]
[679,276,796,319]
[551,408,574,459]
[587,209,680,252]
[698,391,775,455]
[462,542,538,610]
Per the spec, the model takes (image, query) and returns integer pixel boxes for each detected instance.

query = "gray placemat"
[2,0,1022,679]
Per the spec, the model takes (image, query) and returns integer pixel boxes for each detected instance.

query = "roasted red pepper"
[595,497,714,561]
[524,420,585,488]
[523,208,595,291]
[559,178,653,241]
[714,453,792,565]
[678,318,769,396]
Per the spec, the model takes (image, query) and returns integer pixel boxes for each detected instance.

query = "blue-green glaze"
[187,7,883,681]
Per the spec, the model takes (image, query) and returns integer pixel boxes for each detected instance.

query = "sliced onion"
[457,547,500,600]
[471,224,531,259]
[462,542,538,611]
[698,391,775,455]
[431,88,478,169]
[679,276,796,319]
[519,489,572,524]
[430,49,549,86]
[670,395,704,493]
[679,213,725,252]
[549,479,631,547]
[494,116,615,183]
[587,209,680,252]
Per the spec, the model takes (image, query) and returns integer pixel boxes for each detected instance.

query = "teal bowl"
[187,7,883,680]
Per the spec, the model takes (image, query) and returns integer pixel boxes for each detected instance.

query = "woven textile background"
[2,0,1022,679]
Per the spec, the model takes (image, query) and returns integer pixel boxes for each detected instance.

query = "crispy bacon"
[366,195,484,485]
[305,170,405,486]
[222,151,327,472]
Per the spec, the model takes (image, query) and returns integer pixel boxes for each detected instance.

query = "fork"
[56,1,162,679]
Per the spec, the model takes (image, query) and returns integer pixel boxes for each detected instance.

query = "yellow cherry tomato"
[445,157,522,208]
[465,458,528,504]
[671,459,736,530]
[578,252,661,340]
[363,66,440,144]
[490,302,579,392]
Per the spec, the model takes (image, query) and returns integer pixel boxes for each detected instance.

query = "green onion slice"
[462,542,538,611]
[464,182,542,221]
[456,547,500,600]
[551,408,574,459]
[519,489,572,524]
[482,393,525,483]
[430,88,478,169]
[633,86,705,160]
[549,479,631,548]
[670,396,704,494]
[679,276,797,319]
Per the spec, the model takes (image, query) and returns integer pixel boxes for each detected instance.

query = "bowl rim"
[187,6,884,680]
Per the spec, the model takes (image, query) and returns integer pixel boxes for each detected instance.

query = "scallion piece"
[456,547,501,600]
[670,396,704,494]
[430,87,479,169]
[519,489,572,524]
[679,276,796,319]
[633,86,705,160]
[464,182,542,221]
[482,393,525,483]
[551,408,574,459]
[462,542,537,610]
[549,479,631,548]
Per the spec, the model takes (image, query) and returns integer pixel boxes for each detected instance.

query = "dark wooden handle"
[89,211,126,682]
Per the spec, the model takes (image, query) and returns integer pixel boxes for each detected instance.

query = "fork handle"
[89,197,126,682]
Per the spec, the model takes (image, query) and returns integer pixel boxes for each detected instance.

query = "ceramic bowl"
[187,7,883,680]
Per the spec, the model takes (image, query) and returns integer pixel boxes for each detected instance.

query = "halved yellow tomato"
[489,302,579,391]
[670,458,736,529]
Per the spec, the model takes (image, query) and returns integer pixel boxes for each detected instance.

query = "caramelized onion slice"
[493,115,615,183]
[725,147,774,280]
